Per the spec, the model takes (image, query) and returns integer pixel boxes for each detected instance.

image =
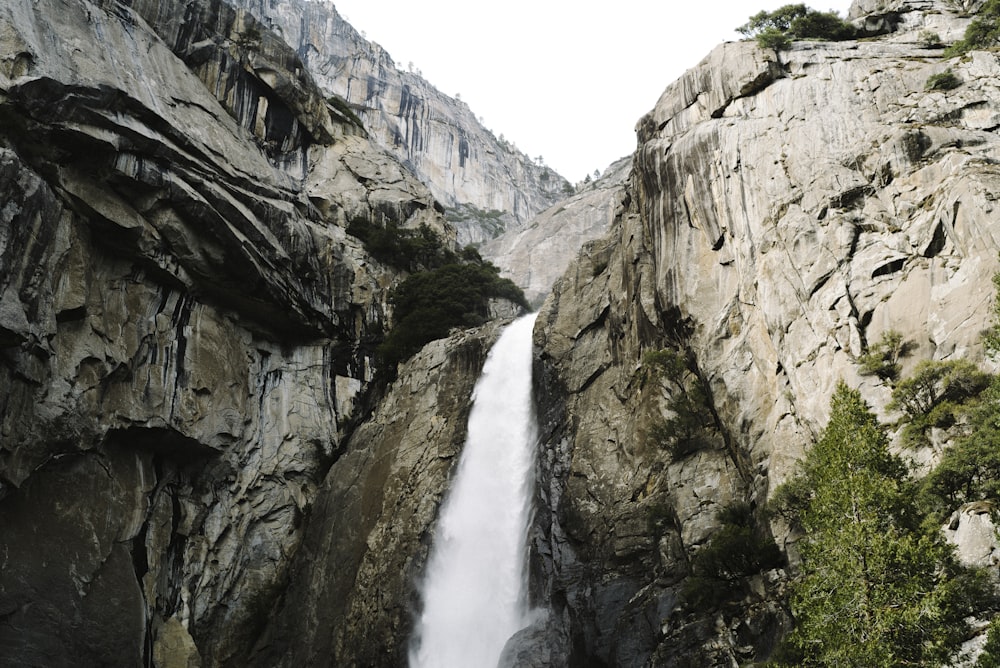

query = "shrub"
[946,0,1000,55]
[920,30,944,48]
[347,219,457,272]
[890,359,990,447]
[377,262,528,368]
[738,4,856,50]
[643,348,716,460]
[919,374,1000,518]
[680,502,782,610]
[978,617,1000,668]
[926,69,962,91]
[857,329,908,381]
[890,359,989,417]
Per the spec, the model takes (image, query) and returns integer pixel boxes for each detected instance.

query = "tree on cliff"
[738,4,855,50]
[947,0,1000,55]
[772,382,985,666]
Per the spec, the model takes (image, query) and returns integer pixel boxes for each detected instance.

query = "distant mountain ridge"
[230,0,574,245]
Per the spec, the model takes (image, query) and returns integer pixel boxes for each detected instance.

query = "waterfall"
[409,312,540,668]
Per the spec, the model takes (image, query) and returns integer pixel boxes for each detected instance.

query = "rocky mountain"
[229,0,574,245]
[482,156,632,307]
[0,0,467,664]
[5,0,1000,667]
[529,0,1000,664]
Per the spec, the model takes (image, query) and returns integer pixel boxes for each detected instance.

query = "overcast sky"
[330,1,855,183]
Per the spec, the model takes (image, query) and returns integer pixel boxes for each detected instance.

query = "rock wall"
[248,321,505,667]
[229,0,573,243]
[482,157,632,308]
[0,0,452,664]
[531,1,1000,664]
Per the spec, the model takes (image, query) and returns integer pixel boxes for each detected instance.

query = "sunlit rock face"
[482,157,632,308]
[0,0,449,664]
[228,0,573,244]
[531,1,1000,664]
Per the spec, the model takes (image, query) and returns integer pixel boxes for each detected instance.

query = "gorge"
[4,0,1000,666]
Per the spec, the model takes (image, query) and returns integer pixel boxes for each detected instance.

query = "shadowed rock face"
[248,322,505,667]
[531,2,1000,665]
[0,0,455,664]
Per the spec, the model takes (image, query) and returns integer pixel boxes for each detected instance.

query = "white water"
[409,313,540,668]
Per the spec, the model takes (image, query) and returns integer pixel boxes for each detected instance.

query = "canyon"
[3,0,1000,666]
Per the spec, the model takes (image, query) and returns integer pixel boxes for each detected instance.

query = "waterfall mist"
[408,313,540,668]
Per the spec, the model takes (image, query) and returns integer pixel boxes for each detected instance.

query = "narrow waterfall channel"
[409,312,540,668]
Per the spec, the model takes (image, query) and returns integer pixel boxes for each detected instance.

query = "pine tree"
[775,382,984,666]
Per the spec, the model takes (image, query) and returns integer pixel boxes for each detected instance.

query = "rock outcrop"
[482,157,632,307]
[531,1,1000,664]
[0,0,456,664]
[8,0,1000,665]
[228,0,573,243]
[248,320,505,667]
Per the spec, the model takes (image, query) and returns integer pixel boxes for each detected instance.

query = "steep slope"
[482,157,632,307]
[248,321,507,667]
[530,1,1000,664]
[0,0,462,664]
[229,0,573,244]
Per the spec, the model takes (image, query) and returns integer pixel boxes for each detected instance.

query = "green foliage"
[857,329,908,381]
[680,502,782,610]
[378,262,528,368]
[889,359,990,446]
[946,0,1000,56]
[926,69,963,91]
[789,9,857,40]
[920,30,944,48]
[643,349,716,460]
[978,618,1000,668]
[920,375,1000,518]
[738,4,855,50]
[347,219,458,272]
[773,382,985,666]
[444,205,507,239]
[349,217,529,369]
[738,4,810,36]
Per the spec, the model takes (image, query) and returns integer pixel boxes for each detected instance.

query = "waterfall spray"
[409,313,539,668]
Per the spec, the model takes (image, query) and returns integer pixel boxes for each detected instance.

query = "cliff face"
[8,0,1000,666]
[482,157,632,307]
[531,1,1000,664]
[249,321,504,667]
[0,0,453,664]
[229,0,573,244]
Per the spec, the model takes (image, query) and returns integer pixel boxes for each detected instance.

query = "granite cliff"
[0,0,470,664]
[529,0,1000,664]
[229,0,574,245]
[5,0,1000,666]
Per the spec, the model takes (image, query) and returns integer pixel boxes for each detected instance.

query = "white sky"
[331,1,855,183]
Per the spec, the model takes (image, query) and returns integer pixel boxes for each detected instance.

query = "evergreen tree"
[775,382,983,666]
